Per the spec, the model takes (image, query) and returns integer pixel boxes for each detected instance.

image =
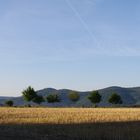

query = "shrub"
[25,104,31,107]
[108,93,123,104]
[46,94,60,103]
[5,100,14,107]
[32,95,45,104]
[68,91,80,102]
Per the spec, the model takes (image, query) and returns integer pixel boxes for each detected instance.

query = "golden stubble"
[0,108,140,124]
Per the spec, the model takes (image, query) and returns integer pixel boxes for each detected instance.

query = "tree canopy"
[108,93,122,104]
[22,86,37,102]
[88,91,101,106]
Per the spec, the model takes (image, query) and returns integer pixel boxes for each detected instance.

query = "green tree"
[46,94,60,103]
[22,86,37,102]
[5,100,14,107]
[88,91,101,107]
[108,93,122,104]
[68,91,80,102]
[32,95,44,105]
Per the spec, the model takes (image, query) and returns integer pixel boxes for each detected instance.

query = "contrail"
[65,0,99,46]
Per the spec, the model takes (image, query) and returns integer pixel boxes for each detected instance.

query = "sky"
[0,0,140,96]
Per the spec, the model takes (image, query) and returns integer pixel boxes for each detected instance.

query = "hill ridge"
[1,86,140,107]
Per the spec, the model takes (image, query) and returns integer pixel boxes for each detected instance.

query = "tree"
[88,91,101,107]
[46,94,60,103]
[68,91,80,102]
[5,100,14,107]
[108,93,122,104]
[22,86,37,102]
[32,95,44,105]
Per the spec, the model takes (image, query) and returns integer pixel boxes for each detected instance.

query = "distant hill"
[0,96,13,99]
[1,86,140,107]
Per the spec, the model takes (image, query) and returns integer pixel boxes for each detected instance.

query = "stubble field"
[0,108,140,140]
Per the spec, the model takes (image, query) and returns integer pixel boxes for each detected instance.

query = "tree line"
[5,86,123,107]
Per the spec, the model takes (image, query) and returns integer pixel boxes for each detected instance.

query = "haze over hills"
[1,86,140,107]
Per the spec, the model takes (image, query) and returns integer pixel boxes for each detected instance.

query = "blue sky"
[0,0,140,96]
